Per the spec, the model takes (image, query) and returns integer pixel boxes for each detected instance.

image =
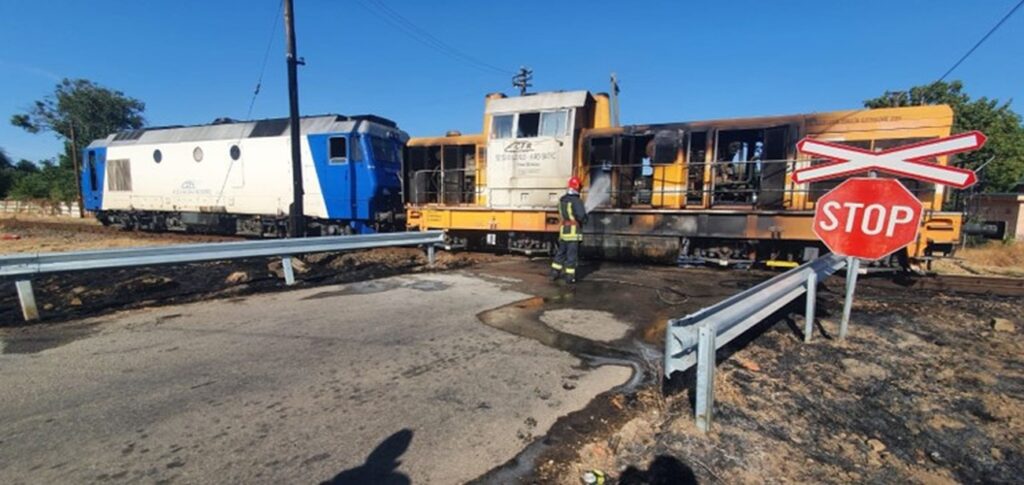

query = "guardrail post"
[803,271,817,342]
[839,257,860,339]
[695,323,716,433]
[427,244,436,267]
[282,256,296,286]
[16,280,39,321]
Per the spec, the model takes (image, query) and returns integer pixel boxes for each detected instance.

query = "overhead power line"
[354,0,514,76]
[939,0,1024,81]
[244,0,285,121]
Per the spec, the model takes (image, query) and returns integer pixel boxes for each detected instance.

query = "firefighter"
[550,176,588,284]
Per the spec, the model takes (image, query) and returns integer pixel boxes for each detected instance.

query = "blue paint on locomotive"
[307,132,403,234]
[81,147,106,211]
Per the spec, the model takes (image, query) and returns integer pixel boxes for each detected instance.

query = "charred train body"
[405,91,964,266]
[82,115,407,236]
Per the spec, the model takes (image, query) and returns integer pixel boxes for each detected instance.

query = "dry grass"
[933,241,1024,277]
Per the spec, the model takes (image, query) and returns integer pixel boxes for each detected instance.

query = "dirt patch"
[0,217,237,253]
[539,309,631,342]
[538,274,1024,484]
[1,247,499,326]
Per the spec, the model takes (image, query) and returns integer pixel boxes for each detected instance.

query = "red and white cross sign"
[792,131,985,188]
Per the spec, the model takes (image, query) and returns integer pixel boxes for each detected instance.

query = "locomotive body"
[82,115,407,236]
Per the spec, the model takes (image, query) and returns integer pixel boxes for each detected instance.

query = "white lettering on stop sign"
[819,201,917,237]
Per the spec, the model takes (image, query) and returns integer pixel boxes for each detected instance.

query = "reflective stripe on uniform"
[565,267,576,274]
[551,262,563,270]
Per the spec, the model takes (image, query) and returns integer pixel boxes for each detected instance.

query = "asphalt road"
[0,271,631,483]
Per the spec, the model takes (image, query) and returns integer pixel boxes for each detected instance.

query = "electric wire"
[353,0,513,76]
[938,0,1023,81]
[217,0,284,205]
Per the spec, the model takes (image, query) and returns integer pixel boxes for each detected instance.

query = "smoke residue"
[585,173,611,213]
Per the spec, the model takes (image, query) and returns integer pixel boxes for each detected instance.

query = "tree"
[865,81,1024,193]
[10,78,146,204]
[0,149,13,198]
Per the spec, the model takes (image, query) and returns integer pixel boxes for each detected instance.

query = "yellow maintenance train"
[405,90,961,267]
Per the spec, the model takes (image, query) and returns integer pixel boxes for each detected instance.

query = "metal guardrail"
[2,230,445,322]
[664,253,847,432]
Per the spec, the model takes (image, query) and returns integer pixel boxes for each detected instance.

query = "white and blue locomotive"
[81,114,407,236]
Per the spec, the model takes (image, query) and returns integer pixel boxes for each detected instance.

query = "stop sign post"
[812,177,924,339]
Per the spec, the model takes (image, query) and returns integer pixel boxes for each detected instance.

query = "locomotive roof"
[88,114,407,148]
[485,90,590,114]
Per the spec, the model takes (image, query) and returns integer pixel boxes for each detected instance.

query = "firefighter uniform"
[550,189,587,283]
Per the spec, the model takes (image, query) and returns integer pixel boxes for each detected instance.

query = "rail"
[2,230,445,322]
[664,253,847,432]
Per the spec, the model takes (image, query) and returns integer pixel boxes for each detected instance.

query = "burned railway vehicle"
[82,115,407,236]
[406,90,963,266]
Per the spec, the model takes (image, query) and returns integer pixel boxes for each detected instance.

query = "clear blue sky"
[1,0,1022,162]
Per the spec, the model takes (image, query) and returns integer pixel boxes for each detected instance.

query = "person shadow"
[617,455,698,485]
[321,429,413,485]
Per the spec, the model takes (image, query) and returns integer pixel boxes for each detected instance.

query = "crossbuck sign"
[792,131,986,188]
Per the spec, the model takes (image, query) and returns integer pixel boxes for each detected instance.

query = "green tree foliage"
[9,78,145,202]
[7,160,78,201]
[0,149,13,198]
[865,81,1024,193]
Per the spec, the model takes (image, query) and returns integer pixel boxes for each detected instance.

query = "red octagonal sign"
[813,178,923,260]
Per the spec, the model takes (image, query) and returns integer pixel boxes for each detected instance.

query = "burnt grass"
[554,275,1024,484]
[0,248,490,326]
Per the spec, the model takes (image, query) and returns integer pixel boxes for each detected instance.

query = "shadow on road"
[321,428,413,485]
[618,455,698,484]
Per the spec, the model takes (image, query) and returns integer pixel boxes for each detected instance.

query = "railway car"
[82,114,407,236]
[406,90,964,267]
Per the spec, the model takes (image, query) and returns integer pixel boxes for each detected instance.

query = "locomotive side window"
[153,149,163,163]
[87,150,98,191]
[491,115,514,139]
[517,112,540,138]
[328,136,347,163]
[539,110,568,137]
[229,145,241,161]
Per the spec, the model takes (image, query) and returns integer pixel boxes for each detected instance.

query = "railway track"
[909,273,1024,297]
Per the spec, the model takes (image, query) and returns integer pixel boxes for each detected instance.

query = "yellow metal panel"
[593,93,612,129]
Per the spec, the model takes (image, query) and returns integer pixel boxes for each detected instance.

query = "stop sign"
[813,178,923,260]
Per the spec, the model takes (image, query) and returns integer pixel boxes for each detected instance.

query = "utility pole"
[610,72,621,127]
[512,66,533,96]
[284,0,306,237]
[68,120,85,218]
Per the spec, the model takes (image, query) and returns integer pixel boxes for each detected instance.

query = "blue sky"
[1,0,1022,162]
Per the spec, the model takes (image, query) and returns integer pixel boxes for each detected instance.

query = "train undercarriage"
[96,210,403,238]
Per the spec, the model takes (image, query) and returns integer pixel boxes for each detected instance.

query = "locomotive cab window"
[328,136,347,163]
[350,135,363,162]
[491,115,514,139]
[517,112,540,138]
[539,110,568,137]
[87,150,98,191]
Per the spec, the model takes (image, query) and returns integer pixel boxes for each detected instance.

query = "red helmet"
[567,176,582,190]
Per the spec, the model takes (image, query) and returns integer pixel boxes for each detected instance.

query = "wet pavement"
[0,257,754,483]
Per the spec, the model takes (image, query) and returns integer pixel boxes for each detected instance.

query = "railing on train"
[405,158,940,209]
[1,231,445,322]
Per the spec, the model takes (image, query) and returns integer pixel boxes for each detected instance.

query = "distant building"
[974,192,1024,240]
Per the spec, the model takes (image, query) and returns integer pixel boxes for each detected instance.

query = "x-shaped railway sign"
[791,131,986,188]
